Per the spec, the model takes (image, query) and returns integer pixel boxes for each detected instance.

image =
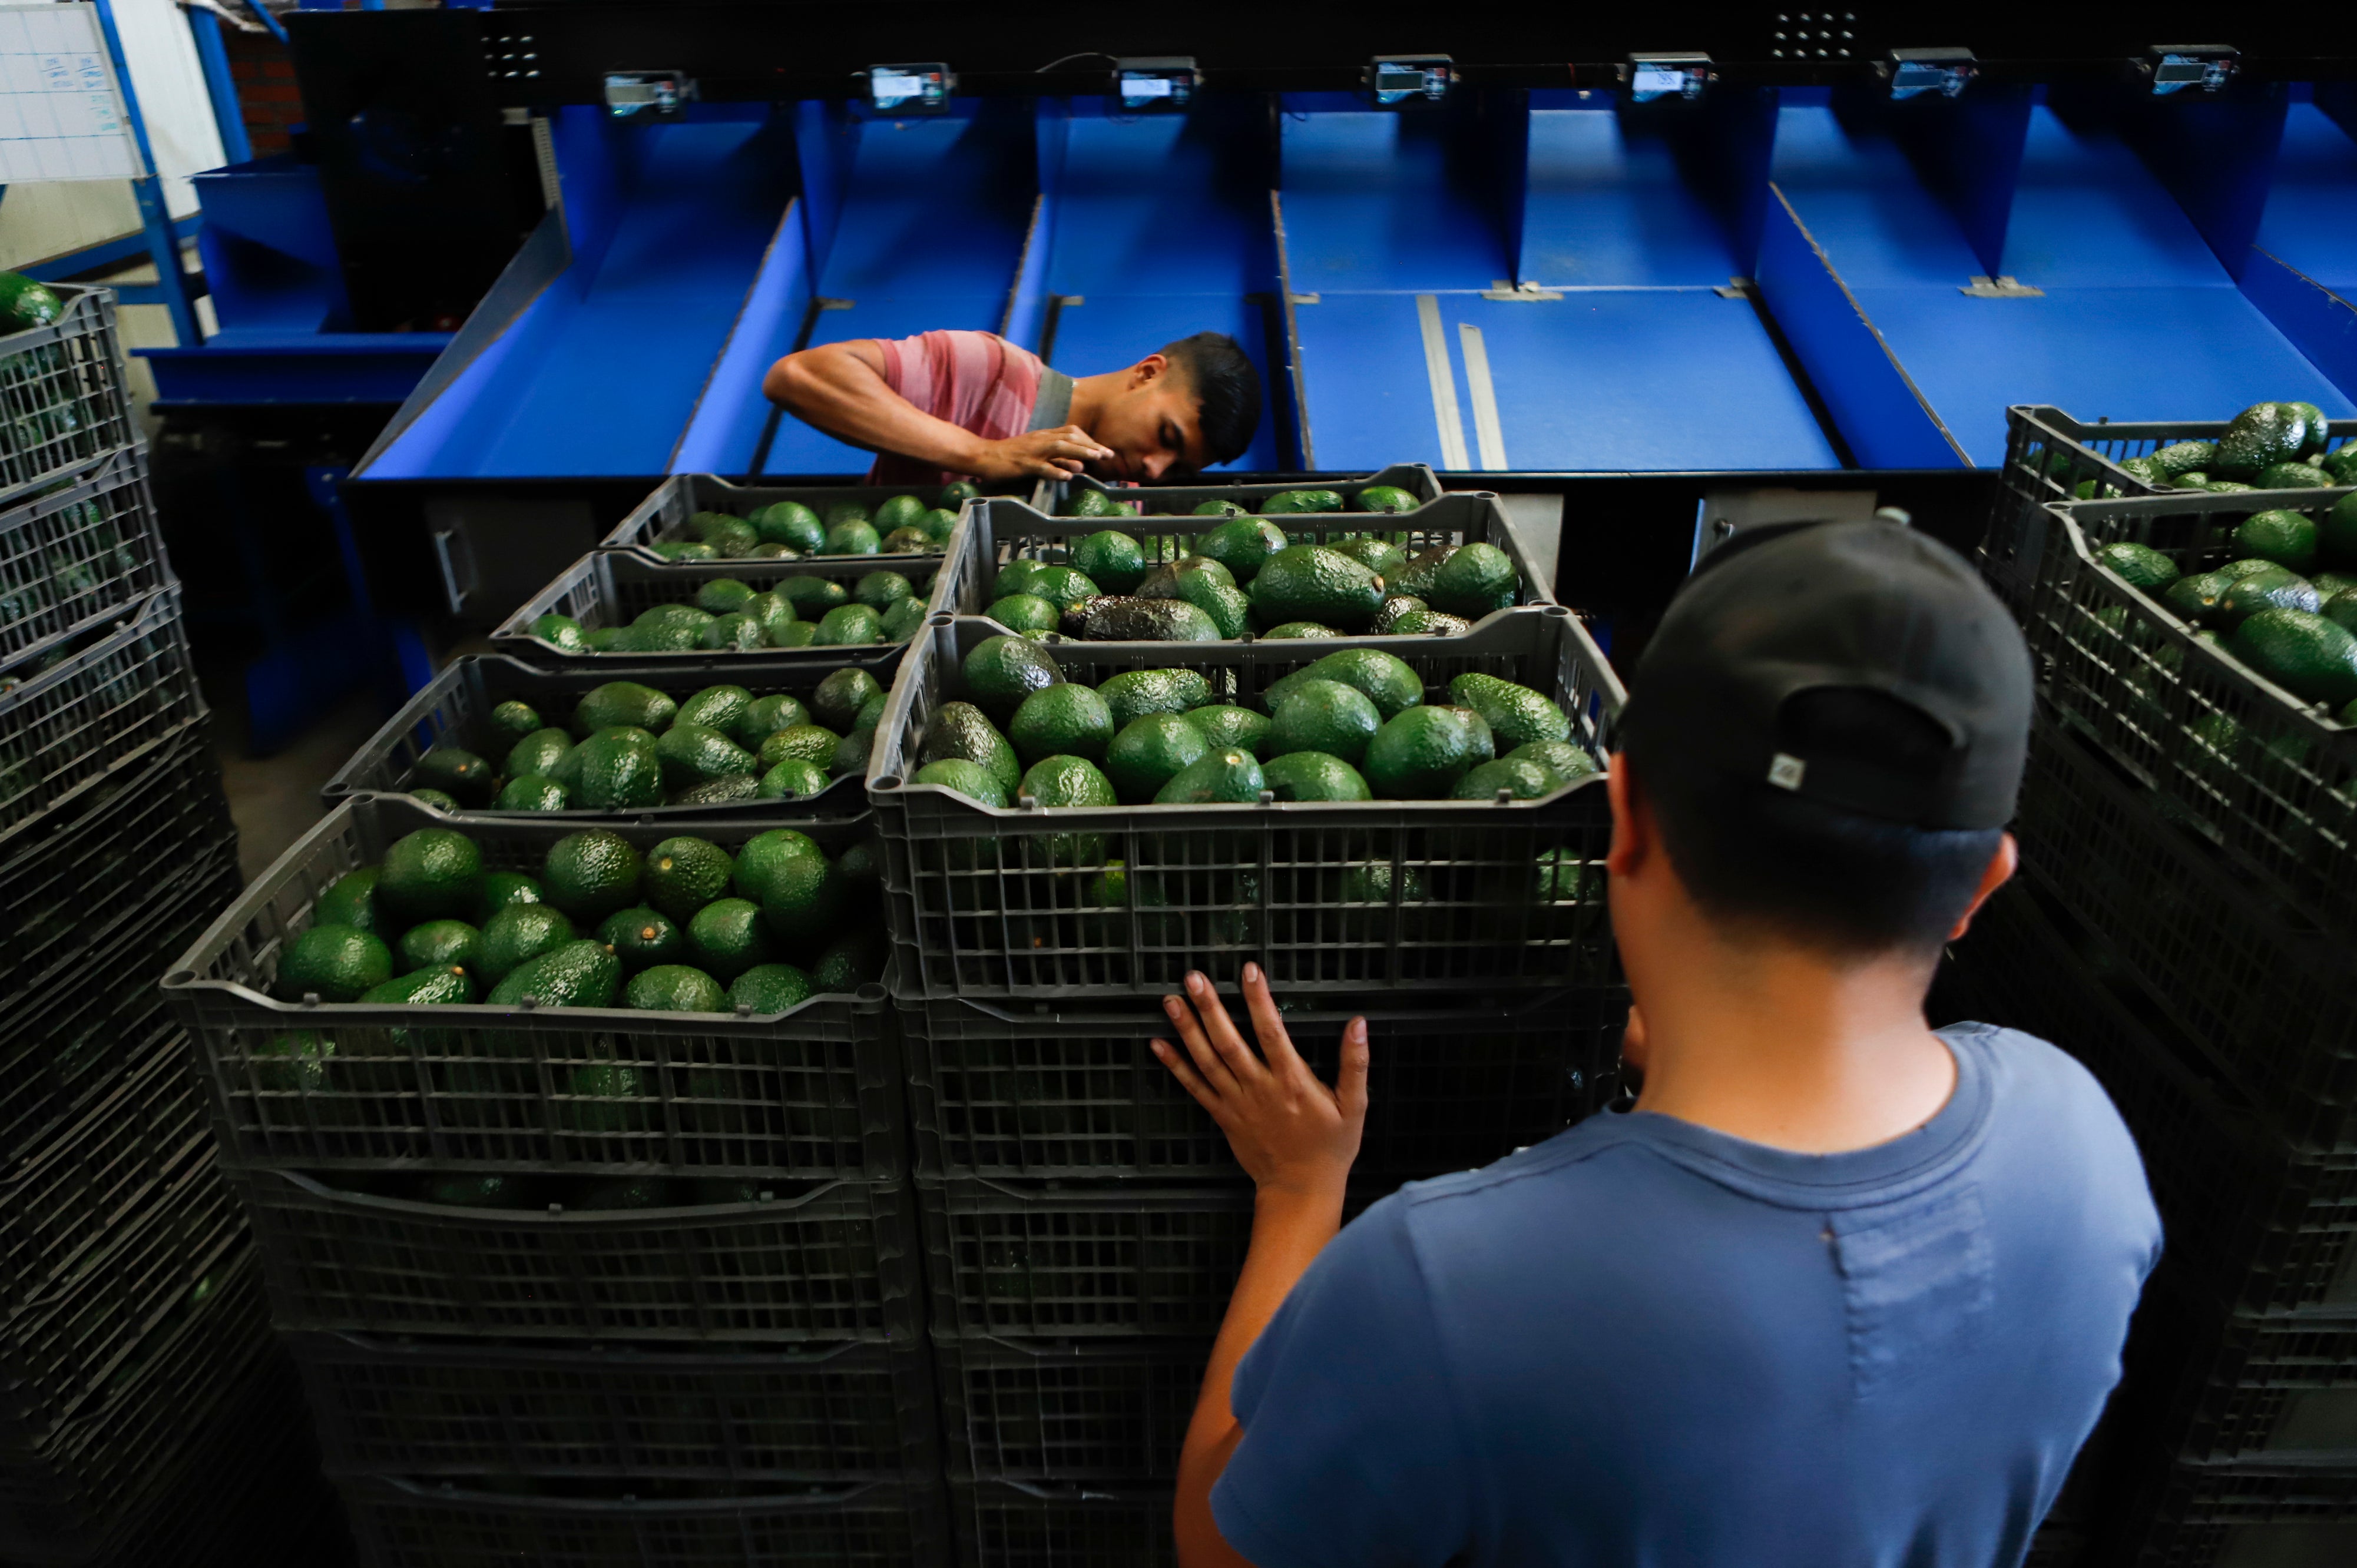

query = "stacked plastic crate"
[0,284,310,1562]
[167,476,958,1565]
[872,469,1630,1566]
[1964,409,2357,1567]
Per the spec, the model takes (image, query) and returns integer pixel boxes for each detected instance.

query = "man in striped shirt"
[764,328,1262,486]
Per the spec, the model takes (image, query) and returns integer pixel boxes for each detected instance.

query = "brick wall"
[224,29,301,158]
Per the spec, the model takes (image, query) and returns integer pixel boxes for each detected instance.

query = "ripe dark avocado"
[919,701,1023,794]
[411,745,494,806]
[1065,596,1223,642]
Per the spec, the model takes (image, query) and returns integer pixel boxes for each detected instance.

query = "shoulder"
[1944,1021,2161,1241]
[1946,1022,2134,1150]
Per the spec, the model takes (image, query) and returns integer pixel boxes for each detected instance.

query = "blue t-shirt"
[1214,1024,2161,1568]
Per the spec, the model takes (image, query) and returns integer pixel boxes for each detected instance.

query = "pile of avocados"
[908,633,1599,810]
[644,483,974,562]
[2094,489,2357,720]
[0,270,92,466]
[0,491,141,646]
[531,566,931,654]
[401,669,893,812]
[1006,483,1520,641]
[2080,401,2354,496]
[269,822,882,1019]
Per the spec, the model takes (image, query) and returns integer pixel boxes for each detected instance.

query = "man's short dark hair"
[1627,687,2003,959]
[1161,332,1262,467]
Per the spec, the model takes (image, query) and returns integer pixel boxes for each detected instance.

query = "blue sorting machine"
[344,77,2357,495]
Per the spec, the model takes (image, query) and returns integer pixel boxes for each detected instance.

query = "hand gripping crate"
[1952,877,2356,1316]
[1991,490,2357,946]
[869,608,1623,999]
[335,1473,951,1568]
[1032,463,1442,521]
[598,473,967,567]
[162,795,903,1180]
[901,987,1627,1182]
[1,850,244,1156]
[934,1335,1207,1484]
[0,448,172,669]
[292,1331,937,1483]
[0,283,137,507]
[2011,716,2357,1162]
[1986,406,2352,611]
[495,550,941,664]
[0,1246,272,1563]
[933,491,1553,636]
[951,1479,1176,1568]
[0,586,206,856]
[320,649,906,819]
[0,730,236,1035]
[231,1167,921,1345]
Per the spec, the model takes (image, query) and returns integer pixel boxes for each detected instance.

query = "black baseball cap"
[1617,519,2032,830]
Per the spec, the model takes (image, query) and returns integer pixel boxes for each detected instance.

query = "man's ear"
[1944,832,2018,942]
[1605,752,1647,881]
[1130,352,1170,389]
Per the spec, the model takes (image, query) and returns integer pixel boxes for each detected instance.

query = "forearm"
[1174,1184,1346,1568]
[762,345,989,473]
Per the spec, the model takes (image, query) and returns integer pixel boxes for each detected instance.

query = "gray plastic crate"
[869,608,1621,999]
[598,472,968,566]
[162,795,902,1179]
[1988,406,2352,611]
[0,447,172,668]
[0,728,234,1029]
[0,1258,278,1565]
[0,586,206,856]
[1031,463,1442,519]
[336,1473,951,1568]
[2114,1444,2357,1568]
[293,1331,937,1482]
[495,550,938,664]
[920,1179,1381,1339]
[934,491,1551,637]
[0,283,136,507]
[952,1479,1176,1568]
[234,1166,921,1344]
[902,987,1625,1181]
[1,848,242,1156]
[1989,490,2357,949]
[321,649,906,818]
[2014,714,2357,1164]
[1955,877,2355,1317]
[2124,1259,2357,1466]
[1,1110,247,1452]
[935,1335,1205,1484]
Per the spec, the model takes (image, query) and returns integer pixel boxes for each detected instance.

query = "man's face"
[1088,354,1209,481]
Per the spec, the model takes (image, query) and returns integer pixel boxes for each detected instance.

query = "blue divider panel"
[368,107,796,479]
[2241,98,2357,400]
[1769,93,2352,466]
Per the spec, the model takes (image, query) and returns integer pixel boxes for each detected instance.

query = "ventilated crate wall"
[0,448,174,667]
[0,285,136,505]
[870,608,1621,997]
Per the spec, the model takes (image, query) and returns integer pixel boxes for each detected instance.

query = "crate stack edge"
[1974,407,2357,1568]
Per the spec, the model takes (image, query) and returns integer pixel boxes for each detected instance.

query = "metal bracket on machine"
[603,70,696,119]
[1482,280,1564,302]
[1882,48,1976,101]
[1625,52,1713,104]
[1959,275,2045,298]
[2141,45,2239,96]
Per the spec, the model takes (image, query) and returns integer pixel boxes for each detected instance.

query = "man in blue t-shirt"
[1148,520,2162,1568]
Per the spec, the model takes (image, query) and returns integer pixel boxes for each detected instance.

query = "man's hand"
[969,425,1115,482]
[1151,966,1368,1200]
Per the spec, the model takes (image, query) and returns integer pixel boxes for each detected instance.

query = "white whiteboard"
[0,2,144,183]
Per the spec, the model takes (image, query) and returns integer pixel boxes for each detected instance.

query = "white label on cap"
[1767,753,1808,791]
